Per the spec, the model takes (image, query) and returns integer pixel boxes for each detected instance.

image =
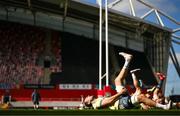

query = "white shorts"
[130,91,140,104]
[115,85,125,93]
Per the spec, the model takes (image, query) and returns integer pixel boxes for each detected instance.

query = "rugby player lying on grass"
[130,70,167,110]
[83,52,172,110]
[144,72,180,109]
[139,72,167,110]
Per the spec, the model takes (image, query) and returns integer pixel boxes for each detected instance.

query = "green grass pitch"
[0,109,180,116]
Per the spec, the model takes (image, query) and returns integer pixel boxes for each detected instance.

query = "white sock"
[132,73,137,81]
[155,103,166,109]
[123,60,130,69]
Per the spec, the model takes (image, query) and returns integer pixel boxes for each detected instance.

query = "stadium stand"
[0,21,61,88]
[0,21,44,87]
[0,21,153,109]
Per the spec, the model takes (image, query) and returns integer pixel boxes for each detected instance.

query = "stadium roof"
[0,0,172,33]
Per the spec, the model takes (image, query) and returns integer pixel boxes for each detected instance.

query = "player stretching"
[83,52,172,110]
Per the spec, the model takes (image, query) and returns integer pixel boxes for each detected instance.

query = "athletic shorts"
[115,85,126,93]
[33,101,39,105]
[118,94,134,109]
[130,90,140,104]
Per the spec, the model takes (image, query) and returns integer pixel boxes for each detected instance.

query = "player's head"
[34,89,38,92]
[84,95,94,107]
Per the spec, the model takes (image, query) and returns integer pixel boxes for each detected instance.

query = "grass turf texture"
[0,109,180,115]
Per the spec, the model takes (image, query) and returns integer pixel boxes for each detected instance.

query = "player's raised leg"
[114,52,132,92]
[130,69,142,105]
[130,68,141,91]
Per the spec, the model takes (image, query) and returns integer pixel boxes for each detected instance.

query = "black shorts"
[4,96,10,103]
[118,94,134,109]
[33,101,39,105]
